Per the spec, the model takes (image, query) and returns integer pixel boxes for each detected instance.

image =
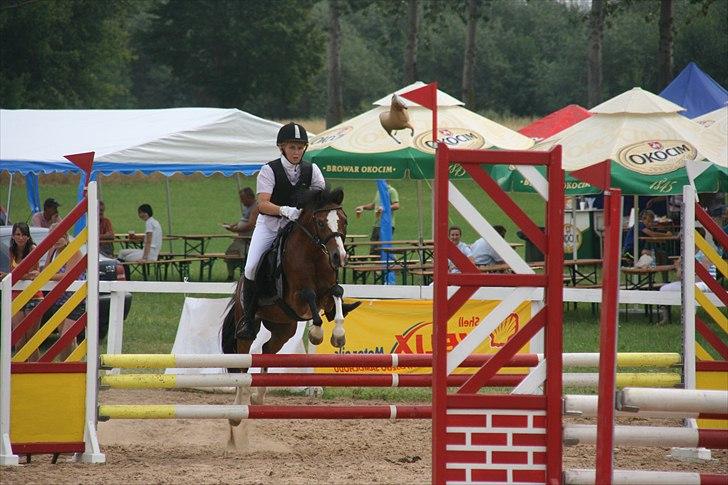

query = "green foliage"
[135,0,324,115]
[0,0,137,108]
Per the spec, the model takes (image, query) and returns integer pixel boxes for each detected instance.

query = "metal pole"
[417,179,424,244]
[632,195,639,266]
[165,178,174,253]
[5,173,12,224]
[235,174,244,216]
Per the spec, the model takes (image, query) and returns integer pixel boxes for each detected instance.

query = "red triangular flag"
[400,83,437,111]
[571,160,611,191]
[64,151,95,184]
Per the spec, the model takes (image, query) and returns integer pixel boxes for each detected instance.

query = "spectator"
[622,210,671,258]
[31,198,62,228]
[222,188,259,281]
[117,204,163,274]
[469,225,507,266]
[0,204,8,225]
[3,223,43,360]
[354,181,400,254]
[44,225,85,361]
[448,226,471,273]
[99,200,115,257]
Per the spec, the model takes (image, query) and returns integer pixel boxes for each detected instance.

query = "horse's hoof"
[309,325,323,345]
[330,333,346,348]
[228,418,242,427]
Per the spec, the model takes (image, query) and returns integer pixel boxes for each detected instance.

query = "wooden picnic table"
[621,264,675,322]
[168,233,251,257]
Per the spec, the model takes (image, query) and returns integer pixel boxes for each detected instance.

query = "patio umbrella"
[500,88,727,195]
[305,82,534,239]
[305,82,533,180]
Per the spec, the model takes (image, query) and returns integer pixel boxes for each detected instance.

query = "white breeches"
[118,249,144,261]
[244,222,278,280]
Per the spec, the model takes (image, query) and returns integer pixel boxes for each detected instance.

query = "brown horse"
[221,188,360,432]
[379,94,415,144]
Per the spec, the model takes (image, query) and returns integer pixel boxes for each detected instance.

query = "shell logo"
[488,313,520,348]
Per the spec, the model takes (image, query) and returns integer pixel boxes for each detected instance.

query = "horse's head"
[297,187,348,270]
[390,94,408,112]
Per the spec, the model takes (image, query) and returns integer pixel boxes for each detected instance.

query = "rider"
[236,122,326,340]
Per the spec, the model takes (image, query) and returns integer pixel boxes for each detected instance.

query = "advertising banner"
[315,299,532,374]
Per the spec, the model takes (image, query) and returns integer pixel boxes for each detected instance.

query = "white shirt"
[145,216,163,260]
[470,237,503,266]
[256,155,325,231]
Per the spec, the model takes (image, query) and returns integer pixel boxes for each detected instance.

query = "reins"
[294,206,346,263]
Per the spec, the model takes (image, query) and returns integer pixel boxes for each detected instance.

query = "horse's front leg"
[300,288,324,345]
[329,285,346,348]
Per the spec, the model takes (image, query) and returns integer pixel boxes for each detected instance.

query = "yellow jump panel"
[11,369,86,445]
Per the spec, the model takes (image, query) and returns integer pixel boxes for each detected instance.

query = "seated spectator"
[99,200,115,257]
[44,225,85,361]
[448,226,471,273]
[622,210,670,258]
[469,225,507,266]
[222,188,258,281]
[0,204,8,225]
[117,204,163,279]
[2,223,43,360]
[31,198,62,228]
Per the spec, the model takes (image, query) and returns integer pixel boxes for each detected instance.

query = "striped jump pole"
[564,394,728,421]
[565,469,728,485]
[98,404,431,421]
[99,352,680,369]
[563,424,728,449]
[618,388,728,414]
[100,372,681,389]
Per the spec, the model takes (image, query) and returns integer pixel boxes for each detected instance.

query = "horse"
[221,187,361,439]
[379,94,415,144]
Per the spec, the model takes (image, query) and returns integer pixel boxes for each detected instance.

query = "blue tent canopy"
[660,62,728,119]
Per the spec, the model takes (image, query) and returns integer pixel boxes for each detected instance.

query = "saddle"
[256,221,296,306]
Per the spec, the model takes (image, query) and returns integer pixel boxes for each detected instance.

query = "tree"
[326,0,344,127]
[461,0,479,107]
[0,0,137,108]
[587,0,605,107]
[404,0,420,84]
[657,0,674,90]
[139,0,323,116]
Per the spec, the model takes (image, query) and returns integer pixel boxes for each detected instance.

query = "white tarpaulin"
[166,297,313,388]
[0,108,289,175]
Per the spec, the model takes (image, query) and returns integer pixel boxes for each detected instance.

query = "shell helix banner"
[315,299,532,374]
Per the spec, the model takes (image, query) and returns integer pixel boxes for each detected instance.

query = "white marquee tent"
[0,108,287,175]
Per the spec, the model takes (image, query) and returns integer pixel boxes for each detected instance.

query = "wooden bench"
[121,257,210,281]
[194,252,246,281]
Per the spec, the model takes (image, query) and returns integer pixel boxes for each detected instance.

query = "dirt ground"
[3,388,727,485]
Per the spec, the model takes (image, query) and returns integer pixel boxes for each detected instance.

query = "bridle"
[294,205,347,260]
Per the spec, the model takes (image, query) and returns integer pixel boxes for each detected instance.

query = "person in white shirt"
[469,225,507,266]
[118,204,163,264]
[448,226,471,273]
[236,122,326,340]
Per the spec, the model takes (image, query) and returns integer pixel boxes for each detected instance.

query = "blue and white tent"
[660,62,728,119]
[0,108,287,176]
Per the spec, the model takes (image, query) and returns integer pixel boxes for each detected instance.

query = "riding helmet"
[276,122,308,145]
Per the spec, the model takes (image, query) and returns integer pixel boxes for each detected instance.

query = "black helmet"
[277,122,308,145]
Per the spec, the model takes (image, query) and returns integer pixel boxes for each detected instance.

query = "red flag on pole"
[400,82,439,144]
[571,159,611,191]
[64,151,95,186]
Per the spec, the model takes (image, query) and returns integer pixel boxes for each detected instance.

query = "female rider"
[236,122,325,340]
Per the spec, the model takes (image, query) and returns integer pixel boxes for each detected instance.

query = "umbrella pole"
[165,178,174,254]
[417,180,424,244]
[633,195,639,267]
[5,173,12,223]
[236,173,244,216]
[571,198,577,261]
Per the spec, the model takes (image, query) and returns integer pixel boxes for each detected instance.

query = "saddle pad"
[256,221,296,305]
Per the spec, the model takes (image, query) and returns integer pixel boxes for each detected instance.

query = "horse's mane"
[298,187,344,211]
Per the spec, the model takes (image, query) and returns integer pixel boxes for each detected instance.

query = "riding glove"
[279,206,302,221]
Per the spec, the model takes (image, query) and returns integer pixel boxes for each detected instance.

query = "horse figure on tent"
[221,188,360,428]
[379,94,415,144]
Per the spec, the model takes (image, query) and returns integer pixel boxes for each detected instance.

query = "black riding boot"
[235,278,260,340]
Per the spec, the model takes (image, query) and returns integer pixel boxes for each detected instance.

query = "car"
[0,225,132,340]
